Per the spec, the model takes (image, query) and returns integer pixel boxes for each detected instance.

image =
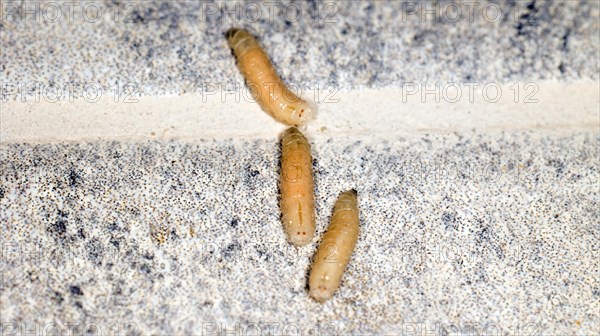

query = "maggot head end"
[288,100,316,126]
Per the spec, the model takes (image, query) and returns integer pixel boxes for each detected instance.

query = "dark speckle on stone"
[548,158,565,176]
[51,291,64,304]
[516,0,539,36]
[140,264,151,274]
[49,210,68,236]
[223,243,240,259]
[68,169,80,186]
[230,218,239,228]
[69,285,83,295]
[0,186,4,199]
[562,29,571,50]
[27,270,37,282]
[107,222,119,232]
[256,248,268,260]
[109,237,120,249]
[441,212,458,230]
[126,10,146,24]
[86,240,104,265]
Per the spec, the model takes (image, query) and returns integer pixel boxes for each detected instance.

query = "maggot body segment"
[227,28,314,126]
[309,190,359,302]
[280,127,315,246]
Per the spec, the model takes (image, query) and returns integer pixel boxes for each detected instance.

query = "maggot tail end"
[225,28,254,50]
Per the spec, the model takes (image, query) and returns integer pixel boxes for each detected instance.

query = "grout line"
[1,81,598,144]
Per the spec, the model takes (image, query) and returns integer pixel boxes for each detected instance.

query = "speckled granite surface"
[1,0,600,335]
[1,132,598,334]
[1,0,599,98]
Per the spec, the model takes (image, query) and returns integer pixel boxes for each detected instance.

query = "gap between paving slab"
[1,80,598,143]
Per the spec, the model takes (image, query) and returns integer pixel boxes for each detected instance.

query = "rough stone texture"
[1,0,599,99]
[1,132,598,334]
[1,0,599,335]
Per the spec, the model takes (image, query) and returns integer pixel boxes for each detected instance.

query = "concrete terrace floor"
[1,1,599,335]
